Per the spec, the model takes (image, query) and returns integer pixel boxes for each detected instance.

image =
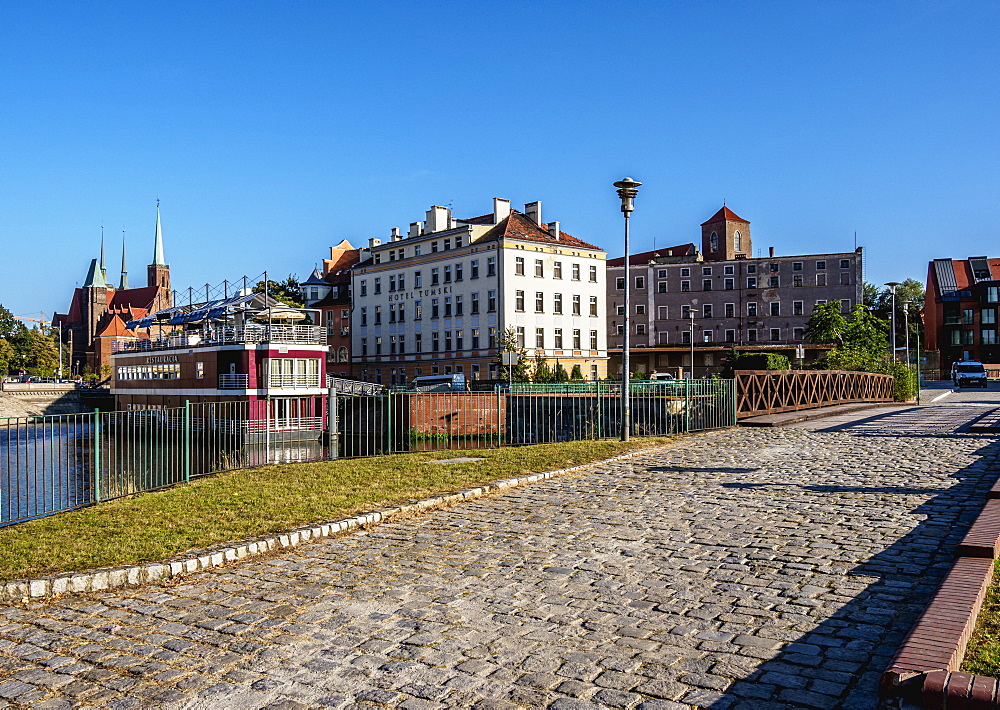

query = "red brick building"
[924,256,1000,376]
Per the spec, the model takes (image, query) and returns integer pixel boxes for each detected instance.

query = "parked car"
[952,361,988,388]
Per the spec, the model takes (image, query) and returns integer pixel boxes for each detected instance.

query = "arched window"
[734,230,742,252]
[710,232,718,252]
[338,346,348,362]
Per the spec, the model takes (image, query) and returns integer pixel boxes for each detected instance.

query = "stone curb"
[0,444,676,603]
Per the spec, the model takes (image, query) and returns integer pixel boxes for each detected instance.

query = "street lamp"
[614,177,641,441]
[885,282,901,361]
[901,300,912,366]
[689,307,696,378]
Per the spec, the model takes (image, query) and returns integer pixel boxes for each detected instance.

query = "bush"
[723,352,791,377]
[873,360,918,402]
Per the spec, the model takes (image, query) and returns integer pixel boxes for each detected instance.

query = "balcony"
[218,374,249,389]
[265,373,322,388]
[113,324,326,354]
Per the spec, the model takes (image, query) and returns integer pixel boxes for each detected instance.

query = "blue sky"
[2,1,998,321]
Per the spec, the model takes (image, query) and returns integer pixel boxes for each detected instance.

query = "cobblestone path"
[1,403,999,710]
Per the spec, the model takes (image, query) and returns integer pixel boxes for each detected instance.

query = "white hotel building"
[351,198,608,384]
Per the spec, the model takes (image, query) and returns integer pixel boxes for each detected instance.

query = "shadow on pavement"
[708,421,1000,709]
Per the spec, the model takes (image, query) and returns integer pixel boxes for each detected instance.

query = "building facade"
[924,256,1000,376]
[606,206,863,376]
[302,239,360,379]
[351,199,608,384]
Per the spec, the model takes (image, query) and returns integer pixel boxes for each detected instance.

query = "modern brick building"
[924,256,1000,376]
[351,199,608,385]
[606,206,863,377]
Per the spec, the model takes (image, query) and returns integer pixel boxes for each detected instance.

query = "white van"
[952,361,988,388]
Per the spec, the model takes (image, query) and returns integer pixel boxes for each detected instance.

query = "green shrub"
[724,352,791,377]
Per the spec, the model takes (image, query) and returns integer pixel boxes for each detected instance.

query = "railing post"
[684,378,690,432]
[327,386,338,458]
[184,400,192,483]
[93,410,101,503]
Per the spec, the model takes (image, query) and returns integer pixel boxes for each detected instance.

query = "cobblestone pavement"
[1,404,999,710]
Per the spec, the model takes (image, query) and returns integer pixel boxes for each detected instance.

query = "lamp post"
[689,308,696,378]
[901,300,912,366]
[614,177,641,441]
[885,282,901,361]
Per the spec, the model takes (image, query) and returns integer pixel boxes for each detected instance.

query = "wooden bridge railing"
[735,370,895,419]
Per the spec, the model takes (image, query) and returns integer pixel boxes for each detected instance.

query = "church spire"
[119,230,129,290]
[83,258,108,289]
[99,226,107,280]
[151,198,166,266]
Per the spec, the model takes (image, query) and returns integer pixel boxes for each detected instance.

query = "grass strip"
[0,436,676,582]
[962,558,1000,677]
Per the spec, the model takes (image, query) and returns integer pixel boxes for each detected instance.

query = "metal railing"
[218,374,249,389]
[327,376,384,396]
[734,369,895,418]
[112,324,325,353]
[265,373,322,389]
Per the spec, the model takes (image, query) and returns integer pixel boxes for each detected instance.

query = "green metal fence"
[2,380,736,526]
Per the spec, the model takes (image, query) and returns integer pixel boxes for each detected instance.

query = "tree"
[863,279,925,342]
[532,355,554,383]
[0,304,19,341]
[841,304,888,356]
[495,327,530,382]
[0,338,15,376]
[804,301,847,346]
[553,364,569,381]
[253,274,303,307]
[19,328,59,376]
[570,364,584,380]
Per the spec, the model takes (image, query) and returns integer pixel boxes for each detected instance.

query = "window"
[360,280,367,297]
[389,275,397,292]
[553,293,563,314]
[724,266,734,275]
[389,336,396,354]
[573,329,581,349]
[443,238,451,251]
[535,292,544,312]
[589,296,599,316]
[702,330,712,342]
[769,276,779,287]
[680,267,690,277]
[816,273,827,286]
[487,257,496,276]
[414,271,422,288]
[414,245,421,257]
[616,277,625,290]
[961,330,975,345]
[710,232,718,252]
[432,332,440,352]
[415,334,422,352]
[636,276,645,289]
[444,331,452,350]
[636,304,646,315]
[701,267,712,276]
[398,274,405,290]
[657,305,668,320]
[793,301,803,315]
[374,278,381,294]
[413,301,422,320]
[840,259,850,269]
[658,281,667,293]
[572,264,581,281]
[681,330,691,344]
[471,260,479,279]
[590,330,598,349]
[195,362,204,379]
[724,278,734,290]
[681,280,691,292]
[589,265,598,282]
[725,303,735,318]
[748,329,758,342]
[572,295,581,316]
[431,241,438,253]
[747,277,757,289]
[488,290,497,312]
[983,308,997,325]
[444,265,452,283]
[725,329,735,342]
[375,337,382,355]
[983,330,997,345]
[770,328,781,341]
[515,257,525,275]
[793,262,802,271]
[747,302,758,316]
[455,236,462,248]
[793,274,803,287]
[489,327,497,348]
[535,259,544,277]
[516,327,525,348]
[389,304,396,323]
[431,268,439,285]
[746,264,756,273]
[515,290,525,311]
[734,231,742,252]
[616,305,625,316]
[360,307,367,326]
[963,309,975,325]
[536,328,545,348]
[374,306,382,325]
[553,261,563,279]
[455,295,464,316]
[703,279,712,291]
[768,263,778,273]
[554,328,563,349]
[431,299,439,319]
[988,287,1000,303]
[841,300,851,314]
[471,292,480,314]
[681,304,691,318]
[636,324,646,335]
[840,273,850,285]
[703,304,712,318]
[770,302,780,316]
[816,260,826,270]
[471,329,480,349]
[361,338,367,356]
[793,327,804,341]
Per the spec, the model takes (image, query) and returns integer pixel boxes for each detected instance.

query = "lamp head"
[613,177,642,213]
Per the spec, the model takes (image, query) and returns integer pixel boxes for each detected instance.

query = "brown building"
[924,257,1000,376]
[302,239,360,379]
[607,206,862,377]
[54,206,172,376]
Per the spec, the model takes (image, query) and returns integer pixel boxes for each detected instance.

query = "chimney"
[493,198,511,224]
[368,238,382,249]
[408,221,423,238]
[390,227,401,242]
[769,246,775,257]
[425,205,450,233]
[549,221,561,240]
[525,201,542,226]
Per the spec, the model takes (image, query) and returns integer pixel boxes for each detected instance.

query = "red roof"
[96,314,139,338]
[479,211,602,251]
[607,244,697,266]
[701,206,748,226]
